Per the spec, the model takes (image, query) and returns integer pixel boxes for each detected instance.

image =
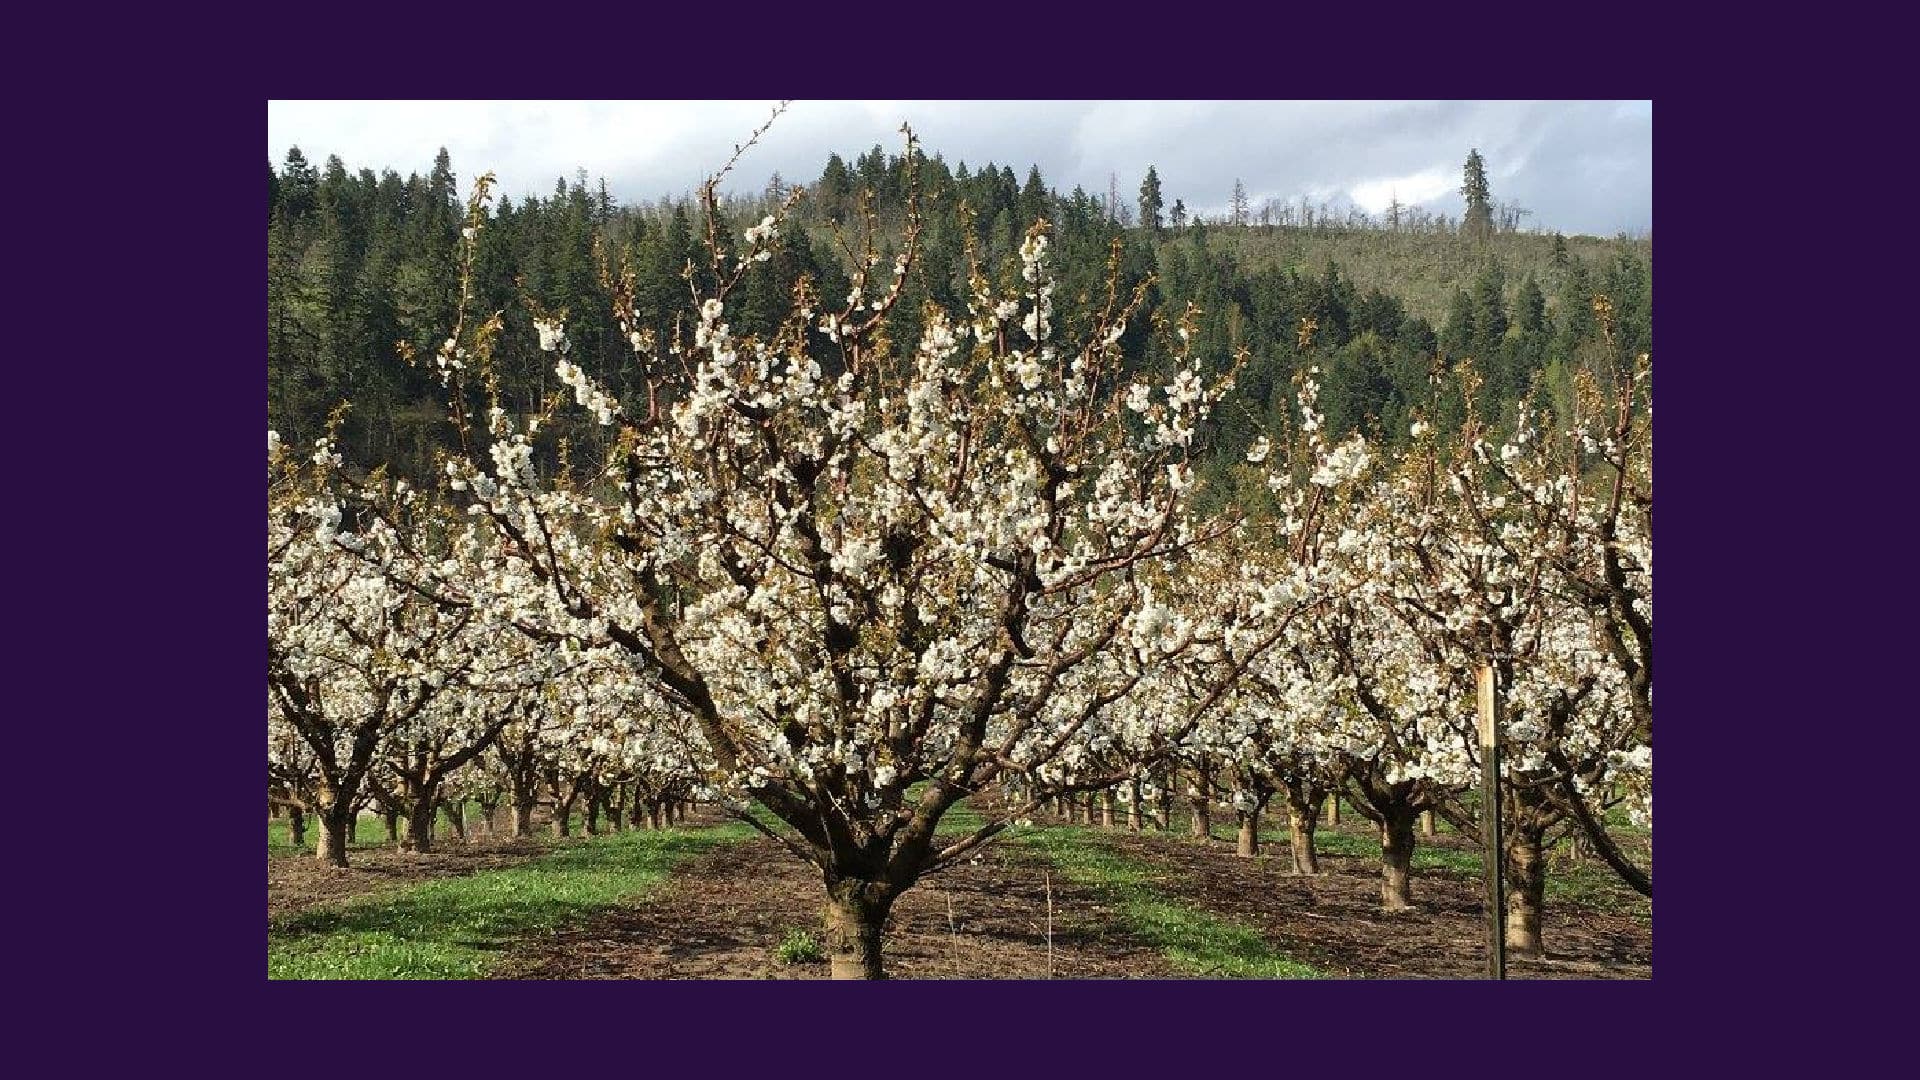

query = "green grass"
[1317,831,1480,875]
[1019,827,1325,979]
[1253,822,1649,917]
[1546,863,1653,920]
[268,823,753,979]
[268,801,505,855]
[1240,823,1483,873]
[935,797,990,836]
[268,813,387,854]
[773,928,825,965]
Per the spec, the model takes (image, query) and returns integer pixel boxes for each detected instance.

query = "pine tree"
[1470,264,1508,356]
[1516,274,1547,336]
[1019,166,1049,227]
[1462,149,1493,244]
[280,147,319,223]
[1441,288,1476,360]
[1230,179,1249,226]
[1170,198,1187,231]
[1138,166,1164,232]
[817,154,852,222]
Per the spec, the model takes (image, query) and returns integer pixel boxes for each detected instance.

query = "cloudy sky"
[268,100,1651,237]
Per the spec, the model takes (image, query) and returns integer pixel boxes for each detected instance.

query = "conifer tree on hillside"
[1462,149,1494,244]
[1139,165,1164,233]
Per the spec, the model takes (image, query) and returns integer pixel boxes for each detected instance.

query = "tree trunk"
[316,803,353,868]
[510,799,534,838]
[824,880,896,980]
[611,784,628,832]
[1380,808,1418,910]
[1327,795,1340,827]
[1237,810,1260,858]
[383,809,400,845]
[1156,781,1172,833]
[476,795,501,837]
[552,799,574,838]
[288,805,306,851]
[584,793,602,836]
[1190,769,1213,840]
[1285,791,1321,876]
[1506,826,1547,956]
[1421,810,1436,837]
[1101,790,1115,828]
[403,791,437,853]
[1128,779,1143,832]
[444,801,467,843]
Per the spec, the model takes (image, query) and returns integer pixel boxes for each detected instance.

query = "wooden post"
[1478,663,1507,981]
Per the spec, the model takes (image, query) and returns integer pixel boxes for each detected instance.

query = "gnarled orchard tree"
[429,131,1247,977]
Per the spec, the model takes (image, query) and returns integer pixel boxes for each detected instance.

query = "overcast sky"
[268,100,1651,237]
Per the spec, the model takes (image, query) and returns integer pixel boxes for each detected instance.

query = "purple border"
[74,17,1782,1071]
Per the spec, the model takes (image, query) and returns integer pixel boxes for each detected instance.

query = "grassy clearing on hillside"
[1201,227,1651,323]
[269,823,753,979]
[1018,827,1324,978]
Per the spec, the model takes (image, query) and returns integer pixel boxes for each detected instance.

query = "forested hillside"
[267,142,1651,491]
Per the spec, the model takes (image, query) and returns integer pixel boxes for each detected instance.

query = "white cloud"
[1349,167,1457,216]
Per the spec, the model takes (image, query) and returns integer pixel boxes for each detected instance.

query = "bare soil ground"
[493,837,1182,980]
[1098,828,1651,980]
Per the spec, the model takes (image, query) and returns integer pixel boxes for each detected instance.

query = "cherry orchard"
[408,130,1359,978]
[268,123,1651,976]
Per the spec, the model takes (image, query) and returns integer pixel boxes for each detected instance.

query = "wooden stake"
[1044,870,1055,980]
[1478,663,1507,981]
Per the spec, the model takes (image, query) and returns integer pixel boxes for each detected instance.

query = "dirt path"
[494,836,1183,980]
[1097,830,1651,979]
